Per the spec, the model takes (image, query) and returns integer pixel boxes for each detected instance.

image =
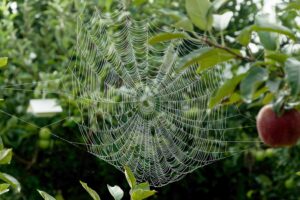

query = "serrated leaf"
[148,33,187,45]
[131,189,156,200]
[0,149,13,165]
[209,73,246,108]
[0,173,21,193]
[285,58,300,96]
[80,181,101,200]
[185,0,212,31]
[177,47,239,72]
[37,190,56,200]
[124,166,136,188]
[0,183,10,195]
[0,57,8,68]
[107,185,124,200]
[240,67,268,102]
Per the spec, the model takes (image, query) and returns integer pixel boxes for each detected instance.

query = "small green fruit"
[38,139,50,150]
[255,150,265,161]
[265,148,275,158]
[39,128,52,140]
[284,178,295,189]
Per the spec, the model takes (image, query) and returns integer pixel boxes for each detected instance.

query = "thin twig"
[203,37,255,62]
[190,32,256,62]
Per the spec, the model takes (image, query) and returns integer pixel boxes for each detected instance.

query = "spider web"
[67,9,236,187]
[0,6,260,187]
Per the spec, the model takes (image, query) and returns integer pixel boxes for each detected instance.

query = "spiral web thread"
[68,9,234,187]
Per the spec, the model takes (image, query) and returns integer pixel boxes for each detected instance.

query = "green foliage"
[80,181,101,200]
[237,20,295,46]
[178,47,239,72]
[285,58,300,97]
[0,183,10,195]
[37,190,56,200]
[0,173,21,193]
[0,57,8,68]
[148,33,187,45]
[240,67,268,102]
[0,136,20,196]
[125,167,156,200]
[185,0,212,31]
[38,167,155,200]
[125,166,137,188]
[1,0,300,199]
[0,148,12,165]
[209,73,246,108]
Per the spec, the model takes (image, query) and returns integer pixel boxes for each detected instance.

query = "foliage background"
[0,0,300,199]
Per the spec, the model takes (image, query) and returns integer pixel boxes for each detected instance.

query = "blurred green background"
[1,0,300,199]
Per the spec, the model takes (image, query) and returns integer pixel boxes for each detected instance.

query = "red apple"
[256,104,300,147]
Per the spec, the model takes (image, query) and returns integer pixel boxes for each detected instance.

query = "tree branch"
[191,33,256,62]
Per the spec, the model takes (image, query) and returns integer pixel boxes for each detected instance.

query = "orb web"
[68,9,230,187]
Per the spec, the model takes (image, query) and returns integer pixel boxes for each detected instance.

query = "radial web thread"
[67,9,236,187]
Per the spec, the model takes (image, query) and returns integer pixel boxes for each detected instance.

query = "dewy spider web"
[67,9,236,186]
[0,6,259,187]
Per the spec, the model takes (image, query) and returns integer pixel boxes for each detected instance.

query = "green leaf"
[159,9,183,21]
[237,26,253,46]
[296,171,300,176]
[209,73,246,108]
[124,166,136,188]
[256,14,278,50]
[197,48,240,73]
[211,0,229,11]
[265,52,288,63]
[131,189,156,200]
[133,0,147,6]
[252,23,296,41]
[240,67,268,102]
[286,2,300,10]
[0,57,8,68]
[174,18,194,32]
[257,31,278,51]
[237,22,295,46]
[148,33,187,45]
[0,183,10,195]
[0,137,3,150]
[107,185,124,200]
[80,181,101,200]
[177,47,240,72]
[0,149,13,165]
[185,0,212,31]
[266,78,282,93]
[37,190,56,200]
[134,182,150,190]
[0,172,21,193]
[285,58,300,96]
